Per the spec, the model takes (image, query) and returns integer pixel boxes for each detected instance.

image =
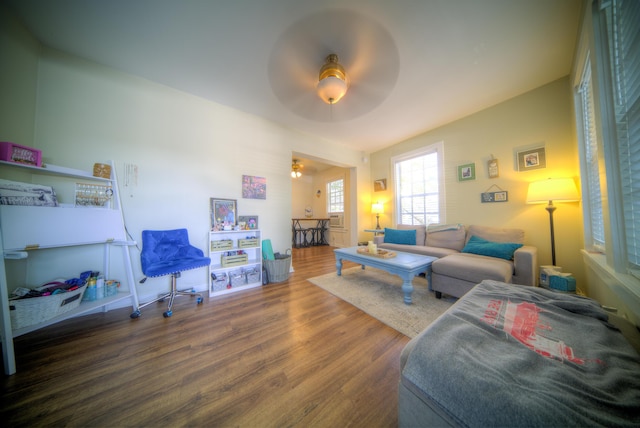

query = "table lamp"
[526,178,579,266]
[371,202,384,230]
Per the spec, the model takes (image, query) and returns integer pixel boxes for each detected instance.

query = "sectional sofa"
[374,224,537,298]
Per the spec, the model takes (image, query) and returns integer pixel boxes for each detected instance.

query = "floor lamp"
[526,178,579,266]
[371,202,384,230]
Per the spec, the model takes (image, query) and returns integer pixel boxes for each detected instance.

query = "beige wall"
[370,78,585,287]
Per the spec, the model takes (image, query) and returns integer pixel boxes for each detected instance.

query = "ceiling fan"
[268,8,400,123]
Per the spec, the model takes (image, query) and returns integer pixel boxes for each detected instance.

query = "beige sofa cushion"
[466,225,524,245]
[426,224,466,251]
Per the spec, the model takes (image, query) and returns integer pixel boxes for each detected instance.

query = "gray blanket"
[403,280,640,427]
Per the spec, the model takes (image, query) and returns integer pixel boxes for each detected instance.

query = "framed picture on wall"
[211,198,237,230]
[517,147,546,171]
[488,159,499,178]
[457,163,476,181]
[242,175,266,199]
[374,179,387,192]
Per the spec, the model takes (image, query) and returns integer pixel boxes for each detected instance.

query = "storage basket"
[9,283,87,330]
[211,271,229,292]
[243,267,261,284]
[237,238,259,248]
[212,239,234,251]
[263,253,291,283]
[221,253,248,267]
[230,270,246,287]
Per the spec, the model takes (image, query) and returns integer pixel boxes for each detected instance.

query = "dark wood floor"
[1,246,410,427]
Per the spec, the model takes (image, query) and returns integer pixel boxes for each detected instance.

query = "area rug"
[308,266,456,337]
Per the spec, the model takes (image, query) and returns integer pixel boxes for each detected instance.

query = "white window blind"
[601,0,640,272]
[578,61,606,249]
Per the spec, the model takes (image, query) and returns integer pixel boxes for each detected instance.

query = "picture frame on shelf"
[457,163,476,181]
[211,198,237,230]
[238,215,259,230]
[517,147,546,171]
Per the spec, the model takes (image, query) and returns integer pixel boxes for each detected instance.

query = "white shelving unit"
[0,160,139,375]
[209,229,262,297]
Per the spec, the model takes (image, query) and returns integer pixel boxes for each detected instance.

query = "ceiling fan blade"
[268,8,399,122]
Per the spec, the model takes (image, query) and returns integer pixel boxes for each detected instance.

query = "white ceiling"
[5,0,581,153]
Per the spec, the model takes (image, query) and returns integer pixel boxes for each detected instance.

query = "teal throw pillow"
[462,235,523,260]
[384,228,416,245]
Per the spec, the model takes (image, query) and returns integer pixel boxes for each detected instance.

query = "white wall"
[1,8,367,303]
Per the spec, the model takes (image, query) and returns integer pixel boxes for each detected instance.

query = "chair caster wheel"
[130,310,141,319]
[197,297,203,304]
[163,310,172,318]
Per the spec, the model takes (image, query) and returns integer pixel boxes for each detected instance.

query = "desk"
[292,218,329,248]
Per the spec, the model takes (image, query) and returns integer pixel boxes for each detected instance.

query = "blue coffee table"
[334,247,437,305]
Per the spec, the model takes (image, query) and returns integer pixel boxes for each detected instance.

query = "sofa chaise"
[374,224,537,298]
[399,279,640,427]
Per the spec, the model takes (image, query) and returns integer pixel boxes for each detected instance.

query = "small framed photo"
[211,198,237,230]
[517,147,546,171]
[457,163,476,181]
[238,215,259,230]
[487,159,499,178]
[374,178,387,192]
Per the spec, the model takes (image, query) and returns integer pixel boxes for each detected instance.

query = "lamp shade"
[526,178,579,204]
[371,203,384,214]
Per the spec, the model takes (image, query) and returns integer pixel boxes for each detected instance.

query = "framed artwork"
[374,178,387,192]
[517,147,546,171]
[211,198,237,230]
[239,215,259,230]
[457,163,476,181]
[487,159,499,178]
[242,175,266,199]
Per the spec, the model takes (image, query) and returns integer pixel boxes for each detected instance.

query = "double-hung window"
[392,142,444,225]
[327,178,344,213]
[575,0,640,288]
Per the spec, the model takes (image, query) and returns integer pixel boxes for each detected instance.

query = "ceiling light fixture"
[316,54,348,104]
[291,159,302,178]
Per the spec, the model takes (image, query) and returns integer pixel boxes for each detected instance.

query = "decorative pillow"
[384,228,417,245]
[462,235,523,260]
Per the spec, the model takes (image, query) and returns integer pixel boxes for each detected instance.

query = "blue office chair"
[130,228,211,318]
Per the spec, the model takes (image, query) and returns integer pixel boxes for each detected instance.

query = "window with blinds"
[600,0,640,275]
[583,0,640,283]
[393,143,443,225]
[578,61,606,250]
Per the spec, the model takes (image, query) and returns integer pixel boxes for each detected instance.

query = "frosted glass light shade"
[317,76,348,104]
[526,178,579,204]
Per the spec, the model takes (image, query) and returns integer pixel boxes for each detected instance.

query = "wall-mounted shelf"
[0,160,139,375]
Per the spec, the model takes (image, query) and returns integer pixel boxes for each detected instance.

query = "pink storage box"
[0,142,42,167]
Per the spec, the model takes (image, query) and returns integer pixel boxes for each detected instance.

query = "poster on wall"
[242,175,266,199]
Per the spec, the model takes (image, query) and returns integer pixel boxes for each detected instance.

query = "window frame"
[391,142,445,226]
[326,177,344,214]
